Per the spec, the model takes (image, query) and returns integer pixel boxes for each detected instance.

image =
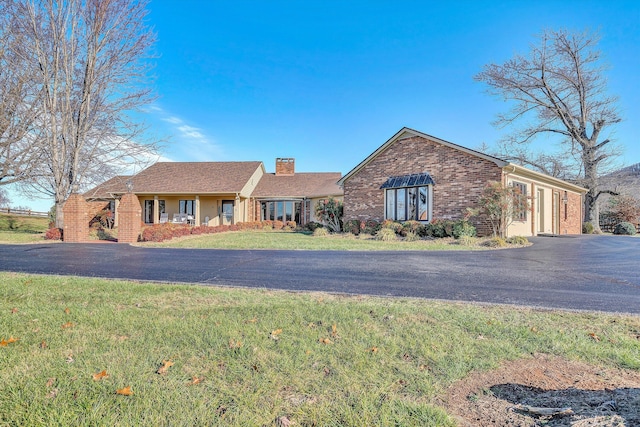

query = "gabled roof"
[126,161,263,194]
[84,175,131,200]
[338,127,508,186]
[252,172,342,198]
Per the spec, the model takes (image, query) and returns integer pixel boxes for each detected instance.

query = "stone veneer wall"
[342,135,503,236]
[117,193,142,243]
[62,193,90,242]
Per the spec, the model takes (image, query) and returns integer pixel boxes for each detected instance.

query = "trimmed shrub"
[482,237,507,248]
[304,221,322,232]
[613,222,637,235]
[381,220,402,233]
[403,231,420,242]
[286,221,297,229]
[45,227,63,240]
[425,219,454,238]
[452,220,477,239]
[400,220,422,236]
[375,228,397,241]
[342,219,361,235]
[506,235,529,245]
[362,220,381,235]
[272,220,284,230]
[313,227,329,237]
[582,222,594,234]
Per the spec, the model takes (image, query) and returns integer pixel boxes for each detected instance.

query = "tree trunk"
[55,199,64,229]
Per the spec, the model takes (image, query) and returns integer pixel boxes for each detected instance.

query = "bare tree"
[10,0,158,227]
[0,0,43,185]
[0,187,11,207]
[475,29,621,230]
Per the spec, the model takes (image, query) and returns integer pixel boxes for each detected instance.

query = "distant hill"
[599,163,640,211]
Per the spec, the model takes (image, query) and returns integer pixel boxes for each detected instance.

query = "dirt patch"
[441,354,640,426]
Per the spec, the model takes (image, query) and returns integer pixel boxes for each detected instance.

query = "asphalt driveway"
[0,235,638,314]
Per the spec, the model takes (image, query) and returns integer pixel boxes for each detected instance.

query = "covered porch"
[136,193,251,227]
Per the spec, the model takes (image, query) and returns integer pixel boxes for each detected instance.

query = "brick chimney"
[275,158,295,175]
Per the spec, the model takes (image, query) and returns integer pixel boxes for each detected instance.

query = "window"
[512,181,527,221]
[380,172,434,222]
[143,199,165,223]
[260,201,302,223]
[179,200,195,215]
[384,186,431,222]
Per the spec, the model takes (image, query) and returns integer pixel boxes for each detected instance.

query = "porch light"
[562,192,568,204]
[125,178,134,192]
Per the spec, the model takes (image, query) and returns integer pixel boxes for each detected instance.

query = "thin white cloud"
[149,106,224,161]
[162,116,182,124]
[177,125,205,140]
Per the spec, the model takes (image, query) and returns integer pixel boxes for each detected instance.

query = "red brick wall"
[62,193,90,242]
[275,158,295,175]
[342,135,503,236]
[560,191,583,234]
[117,193,142,243]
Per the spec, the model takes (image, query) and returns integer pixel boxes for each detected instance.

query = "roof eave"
[504,164,588,194]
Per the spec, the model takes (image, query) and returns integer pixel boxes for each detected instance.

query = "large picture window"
[381,173,434,222]
[260,201,301,224]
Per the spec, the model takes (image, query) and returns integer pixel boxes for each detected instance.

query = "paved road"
[1,235,639,314]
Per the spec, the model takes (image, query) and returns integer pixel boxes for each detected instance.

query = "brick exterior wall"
[560,191,582,235]
[117,193,142,243]
[342,135,503,236]
[62,193,90,242]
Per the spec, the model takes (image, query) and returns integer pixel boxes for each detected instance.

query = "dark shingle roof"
[84,176,131,200]
[126,162,263,194]
[252,172,342,198]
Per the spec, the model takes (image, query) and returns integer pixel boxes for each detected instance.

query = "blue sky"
[10,0,640,211]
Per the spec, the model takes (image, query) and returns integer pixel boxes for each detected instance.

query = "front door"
[222,201,234,225]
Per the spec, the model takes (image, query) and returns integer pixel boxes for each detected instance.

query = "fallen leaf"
[530,326,539,333]
[157,360,174,375]
[318,338,332,345]
[419,364,429,371]
[368,346,378,353]
[589,332,601,342]
[11,308,18,314]
[1,337,18,346]
[331,324,337,337]
[187,376,203,385]
[64,308,70,315]
[46,378,56,387]
[40,341,47,349]
[93,370,109,381]
[116,386,133,396]
[228,339,242,349]
[245,317,258,323]
[61,321,74,329]
[46,388,59,399]
[66,352,74,363]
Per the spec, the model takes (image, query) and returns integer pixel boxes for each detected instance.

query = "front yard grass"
[140,230,489,250]
[0,212,48,243]
[1,272,638,426]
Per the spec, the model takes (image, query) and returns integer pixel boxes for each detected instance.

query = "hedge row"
[342,218,477,239]
[140,220,298,242]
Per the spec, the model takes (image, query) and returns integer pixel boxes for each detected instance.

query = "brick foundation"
[118,193,142,243]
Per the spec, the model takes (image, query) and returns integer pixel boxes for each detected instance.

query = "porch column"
[153,196,159,224]
[195,195,200,225]
[234,193,240,224]
[114,199,120,227]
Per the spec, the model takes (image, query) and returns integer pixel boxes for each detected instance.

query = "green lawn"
[0,213,48,243]
[140,230,488,250]
[1,273,638,426]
